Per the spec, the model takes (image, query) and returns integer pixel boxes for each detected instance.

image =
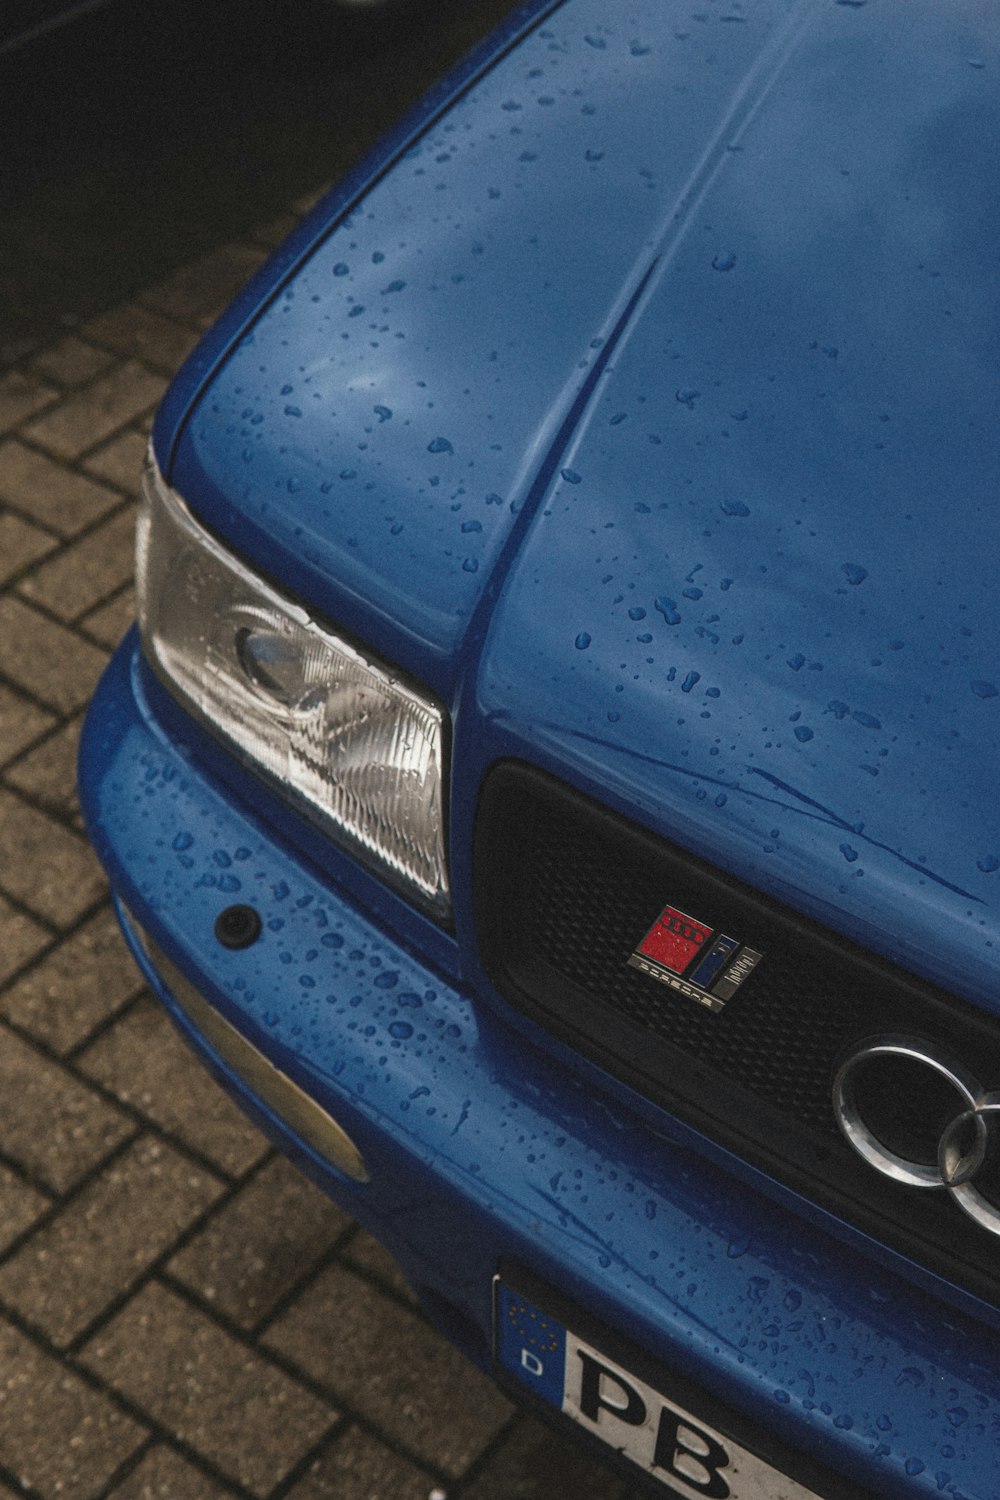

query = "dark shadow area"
[1,0,524,362]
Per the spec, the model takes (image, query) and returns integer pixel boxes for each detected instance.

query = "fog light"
[125,910,370,1185]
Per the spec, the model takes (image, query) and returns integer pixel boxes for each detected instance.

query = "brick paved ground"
[0,196,640,1498]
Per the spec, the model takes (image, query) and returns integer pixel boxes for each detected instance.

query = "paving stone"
[22,362,166,461]
[82,304,199,375]
[0,905,143,1054]
[0,371,58,435]
[289,187,329,219]
[17,505,135,622]
[80,585,135,650]
[0,512,55,586]
[460,1416,636,1500]
[0,1024,134,1193]
[82,430,147,495]
[285,1425,434,1500]
[3,714,83,822]
[0,1319,147,1500]
[341,1227,417,1305]
[168,1155,351,1330]
[0,788,107,926]
[0,682,55,766]
[251,211,300,250]
[106,1445,233,1500]
[264,1263,512,1478]
[81,1281,335,1496]
[0,891,50,988]
[78,994,269,1177]
[0,1163,51,1255]
[0,596,108,713]
[0,440,120,534]
[30,337,115,388]
[0,1136,224,1348]
[141,243,267,328]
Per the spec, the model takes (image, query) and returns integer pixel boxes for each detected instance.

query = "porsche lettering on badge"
[628,903,762,1013]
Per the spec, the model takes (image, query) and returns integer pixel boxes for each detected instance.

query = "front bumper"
[79,634,1000,1500]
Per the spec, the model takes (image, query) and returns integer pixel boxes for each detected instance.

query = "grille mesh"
[474,762,1000,1304]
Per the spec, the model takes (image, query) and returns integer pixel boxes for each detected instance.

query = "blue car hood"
[167,0,999,1006]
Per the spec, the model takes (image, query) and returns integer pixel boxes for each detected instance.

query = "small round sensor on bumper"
[214,904,262,950]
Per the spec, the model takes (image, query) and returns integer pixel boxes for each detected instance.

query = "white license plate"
[494,1280,823,1500]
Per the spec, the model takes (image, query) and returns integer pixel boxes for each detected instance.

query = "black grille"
[474,762,1000,1306]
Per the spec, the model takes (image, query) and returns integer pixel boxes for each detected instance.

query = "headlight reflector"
[136,453,449,917]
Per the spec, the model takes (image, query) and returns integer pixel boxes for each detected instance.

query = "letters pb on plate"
[495,1282,821,1499]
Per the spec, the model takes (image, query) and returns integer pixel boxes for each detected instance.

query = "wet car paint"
[162,0,1000,1004]
[80,641,1000,1498]
[81,0,1000,1494]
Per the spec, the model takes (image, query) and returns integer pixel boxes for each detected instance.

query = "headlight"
[136,451,449,918]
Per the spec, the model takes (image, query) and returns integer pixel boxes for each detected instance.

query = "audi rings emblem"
[833,1034,1000,1237]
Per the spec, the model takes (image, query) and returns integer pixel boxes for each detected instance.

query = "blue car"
[79,1,1000,1495]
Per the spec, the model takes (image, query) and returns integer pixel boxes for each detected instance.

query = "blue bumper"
[80,635,1000,1500]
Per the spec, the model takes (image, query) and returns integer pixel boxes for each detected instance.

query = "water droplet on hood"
[972,680,998,699]
[575,632,592,650]
[712,251,737,272]
[842,562,868,585]
[428,437,453,454]
[720,499,751,517]
[655,596,682,625]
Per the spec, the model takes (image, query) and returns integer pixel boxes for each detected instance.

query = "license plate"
[494,1279,823,1500]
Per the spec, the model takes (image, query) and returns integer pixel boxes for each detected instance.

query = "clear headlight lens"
[136,451,449,917]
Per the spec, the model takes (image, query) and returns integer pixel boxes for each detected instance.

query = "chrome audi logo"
[833,1034,1000,1237]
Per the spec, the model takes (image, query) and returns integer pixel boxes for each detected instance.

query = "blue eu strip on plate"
[493,1280,821,1500]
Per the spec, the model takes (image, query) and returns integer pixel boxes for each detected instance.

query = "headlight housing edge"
[136,449,450,918]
